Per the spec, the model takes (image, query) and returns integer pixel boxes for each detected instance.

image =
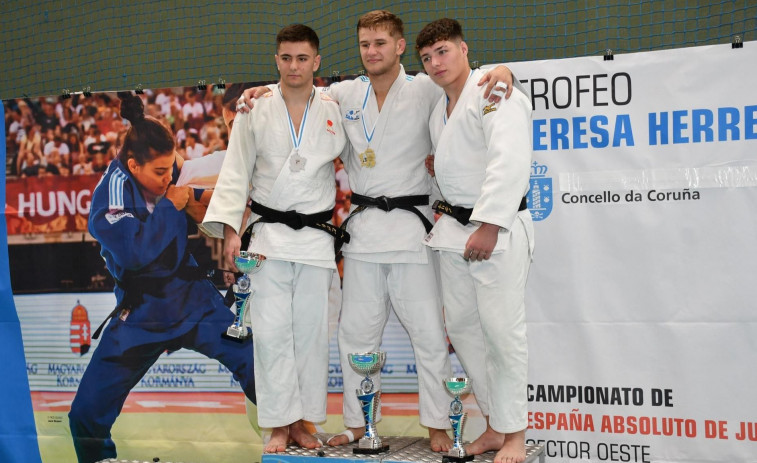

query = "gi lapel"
[265,86,317,210]
[368,65,406,156]
[437,70,478,151]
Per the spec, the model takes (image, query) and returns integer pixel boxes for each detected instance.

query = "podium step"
[263,436,420,463]
[95,437,545,463]
[262,436,544,463]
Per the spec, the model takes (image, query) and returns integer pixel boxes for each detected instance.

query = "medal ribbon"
[361,84,378,144]
[280,86,314,150]
[443,94,450,125]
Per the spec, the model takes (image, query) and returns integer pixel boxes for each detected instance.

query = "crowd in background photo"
[4,82,354,231]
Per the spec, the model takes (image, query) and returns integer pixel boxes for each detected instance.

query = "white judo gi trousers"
[338,248,451,430]
[250,259,332,428]
[438,218,531,434]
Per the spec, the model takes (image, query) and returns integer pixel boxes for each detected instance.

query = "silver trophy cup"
[348,352,390,454]
[225,251,265,340]
[443,377,474,463]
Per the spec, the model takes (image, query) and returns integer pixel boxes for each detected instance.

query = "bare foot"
[465,424,505,455]
[265,426,289,453]
[326,426,364,446]
[289,420,322,449]
[429,427,453,452]
[493,430,526,463]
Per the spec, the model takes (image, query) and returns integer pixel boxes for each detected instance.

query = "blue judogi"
[69,158,255,463]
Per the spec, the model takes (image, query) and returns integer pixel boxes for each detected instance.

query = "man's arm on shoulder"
[477,64,514,100]
[321,74,374,104]
[238,83,278,113]
[239,77,353,111]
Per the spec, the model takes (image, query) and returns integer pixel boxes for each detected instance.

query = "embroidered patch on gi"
[326,119,336,135]
[345,109,361,121]
[483,103,497,116]
[119,308,130,321]
[105,210,135,224]
[424,231,433,242]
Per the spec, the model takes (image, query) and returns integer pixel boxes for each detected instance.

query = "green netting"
[1,0,755,100]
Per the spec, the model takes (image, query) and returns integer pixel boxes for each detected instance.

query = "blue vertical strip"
[0,103,42,462]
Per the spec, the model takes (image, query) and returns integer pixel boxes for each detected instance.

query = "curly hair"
[415,18,464,51]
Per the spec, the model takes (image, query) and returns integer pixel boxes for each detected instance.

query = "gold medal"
[360,147,376,168]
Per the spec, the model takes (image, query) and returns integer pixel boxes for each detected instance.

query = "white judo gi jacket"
[426,68,534,253]
[202,86,347,268]
[328,66,442,262]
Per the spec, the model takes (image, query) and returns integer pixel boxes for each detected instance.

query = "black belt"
[242,200,350,251]
[432,197,527,226]
[92,265,212,340]
[342,193,434,237]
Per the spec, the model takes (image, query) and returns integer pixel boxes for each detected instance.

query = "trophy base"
[442,454,475,463]
[353,444,390,454]
[222,326,251,342]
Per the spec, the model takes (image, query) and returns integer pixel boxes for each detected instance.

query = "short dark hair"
[357,10,404,38]
[415,18,464,51]
[277,24,320,54]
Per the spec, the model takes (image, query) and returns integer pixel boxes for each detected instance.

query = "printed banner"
[2,79,449,462]
[2,42,756,463]
[5,174,99,235]
[504,42,757,462]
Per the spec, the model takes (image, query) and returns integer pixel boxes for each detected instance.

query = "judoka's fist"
[464,223,500,261]
[184,190,208,223]
[223,224,242,273]
[165,185,191,211]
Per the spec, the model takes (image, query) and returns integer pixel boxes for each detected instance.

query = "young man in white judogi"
[202,24,347,453]
[417,18,534,463]
[322,12,514,452]
[238,11,514,452]
[324,11,454,451]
